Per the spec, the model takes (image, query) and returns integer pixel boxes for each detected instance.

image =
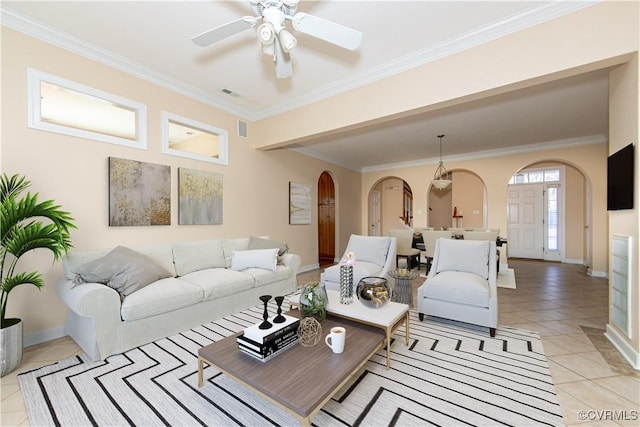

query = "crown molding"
[2,1,600,122]
[357,134,608,173]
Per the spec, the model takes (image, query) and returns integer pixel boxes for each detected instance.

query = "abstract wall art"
[178,167,223,225]
[109,157,171,226]
[289,182,311,225]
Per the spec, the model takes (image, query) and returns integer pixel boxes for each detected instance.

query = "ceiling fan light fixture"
[257,22,275,44]
[278,29,297,52]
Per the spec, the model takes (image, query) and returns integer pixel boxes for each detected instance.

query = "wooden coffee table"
[198,311,385,426]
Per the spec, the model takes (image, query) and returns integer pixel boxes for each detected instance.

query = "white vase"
[1,318,23,377]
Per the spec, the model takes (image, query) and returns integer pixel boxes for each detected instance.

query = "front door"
[507,183,543,259]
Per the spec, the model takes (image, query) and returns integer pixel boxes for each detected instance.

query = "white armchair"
[321,234,397,292]
[417,238,498,336]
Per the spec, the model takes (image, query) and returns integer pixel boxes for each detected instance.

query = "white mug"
[325,327,346,354]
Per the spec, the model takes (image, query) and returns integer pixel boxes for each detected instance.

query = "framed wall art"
[109,157,170,226]
[289,182,311,225]
[178,167,223,225]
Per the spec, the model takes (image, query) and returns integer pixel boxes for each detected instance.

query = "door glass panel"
[547,186,558,251]
[545,170,560,182]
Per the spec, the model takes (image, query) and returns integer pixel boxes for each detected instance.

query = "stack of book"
[237,314,300,362]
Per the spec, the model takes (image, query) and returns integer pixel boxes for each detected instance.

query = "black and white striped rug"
[18,301,564,426]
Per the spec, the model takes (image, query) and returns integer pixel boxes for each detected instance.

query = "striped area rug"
[18,300,563,426]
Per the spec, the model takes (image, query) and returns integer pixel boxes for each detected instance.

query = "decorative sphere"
[356,277,392,308]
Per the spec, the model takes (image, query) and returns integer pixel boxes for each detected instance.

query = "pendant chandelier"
[431,134,452,190]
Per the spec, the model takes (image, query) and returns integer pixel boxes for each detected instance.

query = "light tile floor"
[1,259,638,426]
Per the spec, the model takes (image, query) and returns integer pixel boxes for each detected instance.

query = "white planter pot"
[1,318,23,377]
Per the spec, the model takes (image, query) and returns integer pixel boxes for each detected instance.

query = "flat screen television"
[607,143,634,211]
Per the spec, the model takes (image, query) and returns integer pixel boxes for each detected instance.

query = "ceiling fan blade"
[291,12,362,51]
[191,17,257,47]
[274,40,292,79]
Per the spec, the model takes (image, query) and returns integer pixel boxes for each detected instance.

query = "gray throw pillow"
[248,236,289,256]
[72,246,173,296]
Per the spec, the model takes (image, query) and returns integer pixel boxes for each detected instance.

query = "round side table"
[389,270,418,306]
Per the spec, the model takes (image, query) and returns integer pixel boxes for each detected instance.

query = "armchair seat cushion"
[422,271,490,308]
[323,261,382,284]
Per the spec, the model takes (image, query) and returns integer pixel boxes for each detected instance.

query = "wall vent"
[237,120,248,138]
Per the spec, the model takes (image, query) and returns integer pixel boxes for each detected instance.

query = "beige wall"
[451,170,485,230]
[0,27,362,340]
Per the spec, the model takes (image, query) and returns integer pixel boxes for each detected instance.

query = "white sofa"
[320,234,397,291]
[57,237,301,360]
[417,238,498,336]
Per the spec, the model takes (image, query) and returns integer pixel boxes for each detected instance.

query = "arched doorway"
[368,177,413,236]
[506,161,589,266]
[428,170,486,230]
[318,171,335,267]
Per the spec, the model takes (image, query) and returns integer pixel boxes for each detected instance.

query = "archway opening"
[428,169,486,230]
[368,177,413,236]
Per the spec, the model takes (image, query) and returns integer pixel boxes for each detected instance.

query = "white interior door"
[370,190,381,236]
[507,184,543,259]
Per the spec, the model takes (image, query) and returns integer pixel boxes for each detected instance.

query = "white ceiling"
[1,0,608,171]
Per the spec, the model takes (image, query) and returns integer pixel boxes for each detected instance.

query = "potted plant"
[299,282,328,321]
[1,173,76,376]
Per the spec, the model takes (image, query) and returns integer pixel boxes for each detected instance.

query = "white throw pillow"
[435,239,490,278]
[230,248,278,272]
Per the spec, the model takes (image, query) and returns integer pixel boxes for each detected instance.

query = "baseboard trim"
[588,269,608,278]
[605,324,640,370]
[24,325,65,348]
[299,263,320,273]
[562,258,583,264]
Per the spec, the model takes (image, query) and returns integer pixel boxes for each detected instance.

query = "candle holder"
[259,295,272,329]
[273,296,286,323]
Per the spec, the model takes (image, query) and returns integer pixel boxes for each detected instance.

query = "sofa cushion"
[230,248,278,272]
[72,246,173,296]
[63,243,175,280]
[120,277,204,321]
[243,265,292,287]
[345,235,391,267]
[435,239,490,279]
[172,239,226,276]
[222,238,250,268]
[179,268,255,300]
[248,236,289,256]
[423,271,490,308]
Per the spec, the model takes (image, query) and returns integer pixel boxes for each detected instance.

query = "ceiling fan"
[192,0,363,79]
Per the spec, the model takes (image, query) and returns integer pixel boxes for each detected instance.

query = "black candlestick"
[259,295,272,330]
[273,296,286,323]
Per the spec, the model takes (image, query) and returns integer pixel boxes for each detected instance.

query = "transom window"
[27,68,147,149]
[509,168,561,185]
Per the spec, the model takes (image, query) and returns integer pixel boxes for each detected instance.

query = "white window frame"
[161,111,229,165]
[27,68,147,149]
